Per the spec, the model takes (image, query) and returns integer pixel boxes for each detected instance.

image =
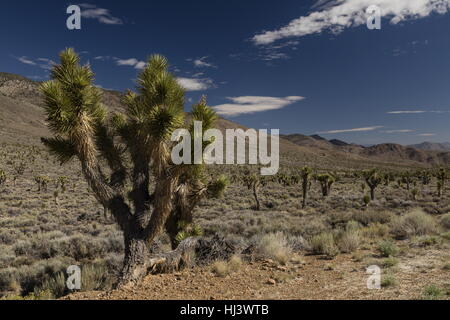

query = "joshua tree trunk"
[370,187,375,201]
[302,182,308,208]
[120,232,150,286]
[253,185,261,211]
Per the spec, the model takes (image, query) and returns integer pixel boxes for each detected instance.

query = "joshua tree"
[436,168,448,198]
[240,170,267,211]
[0,169,6,188]
[363,169,382,201]
[419,170,431,186]
[13,162,25,186]
[383,172,395,186]
[56,176,69,193]
[40,49,226,286]
[316,173,335,197]
[400,171,414,191]
[34,176,50,192]
[299,166,313,208]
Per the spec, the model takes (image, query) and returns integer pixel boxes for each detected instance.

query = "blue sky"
[2,0,450,145]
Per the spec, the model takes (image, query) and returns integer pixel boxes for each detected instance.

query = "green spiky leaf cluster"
[175,222,204,244]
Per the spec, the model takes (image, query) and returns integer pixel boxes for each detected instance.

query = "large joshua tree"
[40,49,227,286]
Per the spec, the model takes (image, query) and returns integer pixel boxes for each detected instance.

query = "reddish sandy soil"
[66,248,450,300]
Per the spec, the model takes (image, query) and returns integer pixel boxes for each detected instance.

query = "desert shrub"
[390,209,437,239]
[440,213,450,230]
[81,263,115,292]
[34,272,67,299]
[362,223,390,239]
[0,268,20,295]
[309,232,339,258]
[14,257,72,296]
[212,255,242,277]
[337,221,360,253]
[381,275,397,288]
[255,232,292,265]
[382,257,398,268]
[422,285,444,300]
[378,240,399,257]
[352,210,392,226]
[327,212,353,228]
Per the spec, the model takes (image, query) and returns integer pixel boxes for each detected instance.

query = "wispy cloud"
[14,56,55,70]
[189,56,216,68]
[418,133,436,137]
[79,4,123,25]
[177,77,214,92]
[213,96,304,116]
[382,129,415,133]
[387,110,450,114]
[318,126,383,134]
[387,110,427,114]
[253,0,450,45]
[16,56,36,66]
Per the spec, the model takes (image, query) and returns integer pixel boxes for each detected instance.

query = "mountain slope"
[409,142,450,152]
[1,72,447,169]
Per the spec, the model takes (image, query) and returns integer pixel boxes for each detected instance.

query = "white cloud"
[177,77,214,91]
[115,58,147,70]
[253,0,450,45]
[79,4,123,25]
[16,56,36,66]
[213,96,304,116]
[418,133,436,137]
[318,126,383,134]
[192,56,216,68]
[388,110,449,114]
[14,56,55,70]
[387,110,426,114]
[382,129,415,133]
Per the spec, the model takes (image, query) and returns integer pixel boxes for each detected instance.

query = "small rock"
[267,279,276,285]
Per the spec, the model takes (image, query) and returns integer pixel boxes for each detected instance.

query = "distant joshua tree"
[419,170,432,186]
[436,168,448,198]
[299,166,313,208]
[240,171,267,211]
[40,49,227,286]
[0,169,6,188]
[400,171,414,191]
[363,169,382,201]
[316,173,335,197]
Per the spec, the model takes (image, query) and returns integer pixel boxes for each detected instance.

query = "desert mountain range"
[0,72,449,169]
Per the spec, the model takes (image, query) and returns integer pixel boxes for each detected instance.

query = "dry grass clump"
[336,221,361,253]
[362,223,390,239]
[352,210,392,226]
[255,232,293,265]
[308,232,339,258]
[390,209,437,239]
[212,255,242,277]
